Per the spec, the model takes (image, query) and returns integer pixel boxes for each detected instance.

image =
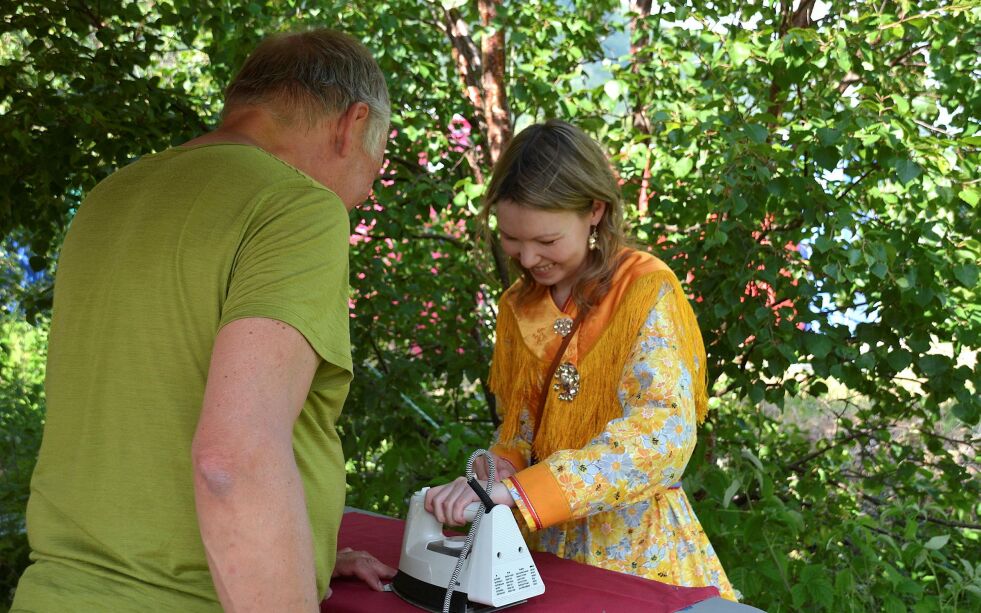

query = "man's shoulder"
[157,144,321,187]
[91,144,340,216]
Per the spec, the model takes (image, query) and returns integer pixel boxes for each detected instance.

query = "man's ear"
[333,102,371,158]
[590,200,607,225]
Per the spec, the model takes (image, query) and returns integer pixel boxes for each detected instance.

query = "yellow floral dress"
[490,250,736,600]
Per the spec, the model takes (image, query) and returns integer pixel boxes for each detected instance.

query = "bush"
[688,397,981,611]
[0,317,46,610]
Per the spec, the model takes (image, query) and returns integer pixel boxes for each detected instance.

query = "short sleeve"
[219,182,352,389]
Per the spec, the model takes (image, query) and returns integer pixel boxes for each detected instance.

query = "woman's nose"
[518,247,538,269]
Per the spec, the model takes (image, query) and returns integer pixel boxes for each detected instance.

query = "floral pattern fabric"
[496,282,736,600]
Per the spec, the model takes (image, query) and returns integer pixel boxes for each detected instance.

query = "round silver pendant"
[553,317,574,337]
[553,362,580,401]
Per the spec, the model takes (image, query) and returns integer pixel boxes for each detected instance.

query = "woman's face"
[496,199,604,292]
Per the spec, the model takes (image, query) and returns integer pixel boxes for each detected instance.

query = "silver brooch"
[553,317,574,337]
[553,362,580,401]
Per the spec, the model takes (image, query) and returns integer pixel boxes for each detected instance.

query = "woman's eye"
[540,239,557,246]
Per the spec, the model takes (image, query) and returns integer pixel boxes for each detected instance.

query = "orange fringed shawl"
[489,250,709,462]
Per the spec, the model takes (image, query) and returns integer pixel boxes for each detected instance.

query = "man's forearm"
[194,446,319,612]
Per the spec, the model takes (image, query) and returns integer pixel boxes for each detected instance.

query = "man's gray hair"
[224,29,390,158]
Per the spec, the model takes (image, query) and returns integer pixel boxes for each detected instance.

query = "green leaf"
[806,335,833,358]
[959,188,979,206]
[741,449,764,472]
[953,263,978,288]
[923,534,949,550]
[894,159,922,185]
[814,235,833,253]
[814,146,839,171]
[722,478,740,509]
[731,195,748,215]
[890,93,910,114]
[834,44,852,72]
[603,79,624,100]
[918,355,950,377]
[731,41,752,66]
[672,157,694,178]
[816,127,841,146]
[744,123,768,144]
[886,349,912,372]
[952,399,980,425]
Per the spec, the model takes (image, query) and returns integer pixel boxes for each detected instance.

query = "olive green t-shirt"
[12,144,352,611]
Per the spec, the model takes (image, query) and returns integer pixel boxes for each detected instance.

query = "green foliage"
[0,1,979,611]
[0,316,47,608]
[688,397,980,611]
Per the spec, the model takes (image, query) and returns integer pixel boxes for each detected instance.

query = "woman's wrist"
[490,481,516,507]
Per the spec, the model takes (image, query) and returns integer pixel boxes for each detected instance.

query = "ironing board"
[323,510,723,613]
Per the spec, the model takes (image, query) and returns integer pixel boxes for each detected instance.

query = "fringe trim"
[490,270,710,461]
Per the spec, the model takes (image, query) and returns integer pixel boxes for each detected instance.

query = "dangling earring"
[588,226,599,251]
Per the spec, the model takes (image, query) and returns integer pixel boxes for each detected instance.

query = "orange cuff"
[490,444,528,473]
[506,463,572,531]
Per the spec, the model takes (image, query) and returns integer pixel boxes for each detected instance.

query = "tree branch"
[786,429,873,473]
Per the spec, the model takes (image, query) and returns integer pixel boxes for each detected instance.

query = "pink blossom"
[350,219,376,245]
[448,114,472,152]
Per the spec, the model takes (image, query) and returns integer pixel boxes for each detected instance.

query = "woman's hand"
[473,454,517,483]
[424,478,515,526]
[331,547,397,591]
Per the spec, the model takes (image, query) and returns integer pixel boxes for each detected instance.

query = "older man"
[13,29,393,612]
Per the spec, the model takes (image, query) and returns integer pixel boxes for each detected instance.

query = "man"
[13,29,394,612]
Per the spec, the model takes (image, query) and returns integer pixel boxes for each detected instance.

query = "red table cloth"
[322,511,719,612]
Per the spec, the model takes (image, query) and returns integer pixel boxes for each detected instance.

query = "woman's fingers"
[424,477,482,525]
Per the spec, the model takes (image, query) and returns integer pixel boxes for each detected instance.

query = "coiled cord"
[442,449,496,613]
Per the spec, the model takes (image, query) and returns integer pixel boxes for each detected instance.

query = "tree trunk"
[477,0,512,166]
[629,0,654,213]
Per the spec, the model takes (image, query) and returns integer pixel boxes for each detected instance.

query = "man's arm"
[192,317,320,612]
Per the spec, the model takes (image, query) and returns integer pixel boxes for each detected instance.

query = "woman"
[425,120,735,599]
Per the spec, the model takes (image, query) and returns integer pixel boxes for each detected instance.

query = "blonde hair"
[480,119,628,312]
[224,28,390,158]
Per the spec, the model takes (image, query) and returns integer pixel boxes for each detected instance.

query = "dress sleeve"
[505,282,700,530]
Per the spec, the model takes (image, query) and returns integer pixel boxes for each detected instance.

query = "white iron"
[391,456,545,612]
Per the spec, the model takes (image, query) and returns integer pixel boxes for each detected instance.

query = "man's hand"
[331,547,396,591]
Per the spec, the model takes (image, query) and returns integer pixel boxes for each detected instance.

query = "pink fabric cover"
[322,511,719,612]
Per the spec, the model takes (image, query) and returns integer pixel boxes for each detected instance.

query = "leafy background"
[1,1,978,611]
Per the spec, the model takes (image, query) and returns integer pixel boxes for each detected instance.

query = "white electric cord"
[442,449,496,613]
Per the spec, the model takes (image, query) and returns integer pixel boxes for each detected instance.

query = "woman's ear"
[590,200,607,225]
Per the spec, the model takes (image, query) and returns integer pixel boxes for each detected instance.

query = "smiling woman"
[425,120,737,600]
[496,198,603,307]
